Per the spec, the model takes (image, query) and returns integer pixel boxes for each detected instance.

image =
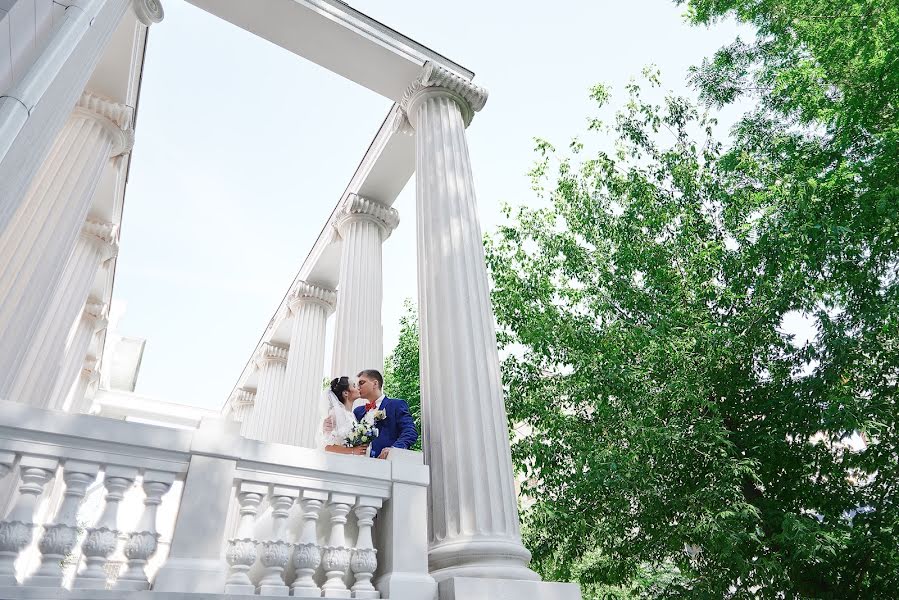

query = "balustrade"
[0,399,433,598]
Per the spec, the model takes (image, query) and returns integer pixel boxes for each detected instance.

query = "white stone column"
[402,62,538,583]
[281,281,336,447]
[0,94,131,402]
[228,389,256,435]
[0,0,160,229]
[8,218,115,408]
[242,343,289,443]
[49,300,108,412]
[64,356,100,415]
[330,194,399,378]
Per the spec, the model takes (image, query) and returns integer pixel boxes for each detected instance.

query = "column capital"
[82,356,100,384]
[132,0,164,26]
[83,300,109,332]
[401,62,489,128]
[74,92,134,157]
[80,219,118,261]
[229,389,255,410]
[335,194,400,240]
[288,281,337,315]
[255,343,288,368]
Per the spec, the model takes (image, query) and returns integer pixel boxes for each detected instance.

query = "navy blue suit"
[353,396,418,458]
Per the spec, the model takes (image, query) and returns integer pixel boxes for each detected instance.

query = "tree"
[484,0,899,590]
[383,300,422,451]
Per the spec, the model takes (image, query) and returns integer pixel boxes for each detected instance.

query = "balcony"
[0,400,433,599]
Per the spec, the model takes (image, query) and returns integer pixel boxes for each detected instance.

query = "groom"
[353,369,418,459]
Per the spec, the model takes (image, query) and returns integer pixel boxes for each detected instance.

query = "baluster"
[73,466,137,589]
[290,489,327,597]
[225,481,266,594]
[0,456,57,586]
[351,497,383,599]
[28,461,100,587]
[116,470,175,590]
[258,486,299,596]
[321,493,355,598]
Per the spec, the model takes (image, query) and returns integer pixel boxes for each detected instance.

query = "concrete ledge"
[438,577,582,600]
[0,589,266,600]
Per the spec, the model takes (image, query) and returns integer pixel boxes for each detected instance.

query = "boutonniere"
[363,407,387,425]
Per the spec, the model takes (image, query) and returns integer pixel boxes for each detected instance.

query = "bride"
[321,376,368,456]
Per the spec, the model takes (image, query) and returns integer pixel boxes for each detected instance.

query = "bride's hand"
[354,445,368,456]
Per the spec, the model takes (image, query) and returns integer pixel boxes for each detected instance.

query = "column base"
[375,572,437,600]
[438,577,582,600]
[428,538,540,582]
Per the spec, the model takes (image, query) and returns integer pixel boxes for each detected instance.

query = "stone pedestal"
[403,63,537,583]
[330,194,398,378]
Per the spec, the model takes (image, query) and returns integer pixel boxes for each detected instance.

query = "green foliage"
[383,300,422,451]
[484,0,899,590]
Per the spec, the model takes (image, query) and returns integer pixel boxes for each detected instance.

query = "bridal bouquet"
[344,421,379,448]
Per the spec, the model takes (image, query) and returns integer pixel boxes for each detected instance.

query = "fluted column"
[242,343,289,443]
[402,62,538,582]
[49,300,108,412]
[282,282,336,447]
[228,389,255,435]
[65,356,100,415]
[330,194,399,378]
[8,217,115,409]
[0,93,132,402]
[0,0,161,230]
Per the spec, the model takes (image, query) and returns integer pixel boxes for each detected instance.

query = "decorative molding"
[336,194,400,239]
[389,109,414,136]
[401,61,488,127]
[81,219,118,244]
[229,389,256,410]
[82,298,109,331]
[132,0,164,26]
[80,220,119,263]
[74,93,135,157]
[255,343,289,368]
[288,281,337,315]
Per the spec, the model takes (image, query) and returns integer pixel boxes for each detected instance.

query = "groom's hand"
[322,416,334,434]
[377,448,391,460]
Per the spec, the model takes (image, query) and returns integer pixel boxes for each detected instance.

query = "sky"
[112,0,750,410]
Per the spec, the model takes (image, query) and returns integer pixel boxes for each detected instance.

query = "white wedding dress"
[320,391,356,447]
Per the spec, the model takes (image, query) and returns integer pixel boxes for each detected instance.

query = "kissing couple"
[321,369,418,459]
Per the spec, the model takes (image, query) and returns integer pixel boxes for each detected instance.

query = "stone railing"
[0,399,433,599]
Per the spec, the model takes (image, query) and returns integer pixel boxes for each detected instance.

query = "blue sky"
[113,0,748,409]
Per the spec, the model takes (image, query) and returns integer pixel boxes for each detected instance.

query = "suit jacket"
[353,396,418,458]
